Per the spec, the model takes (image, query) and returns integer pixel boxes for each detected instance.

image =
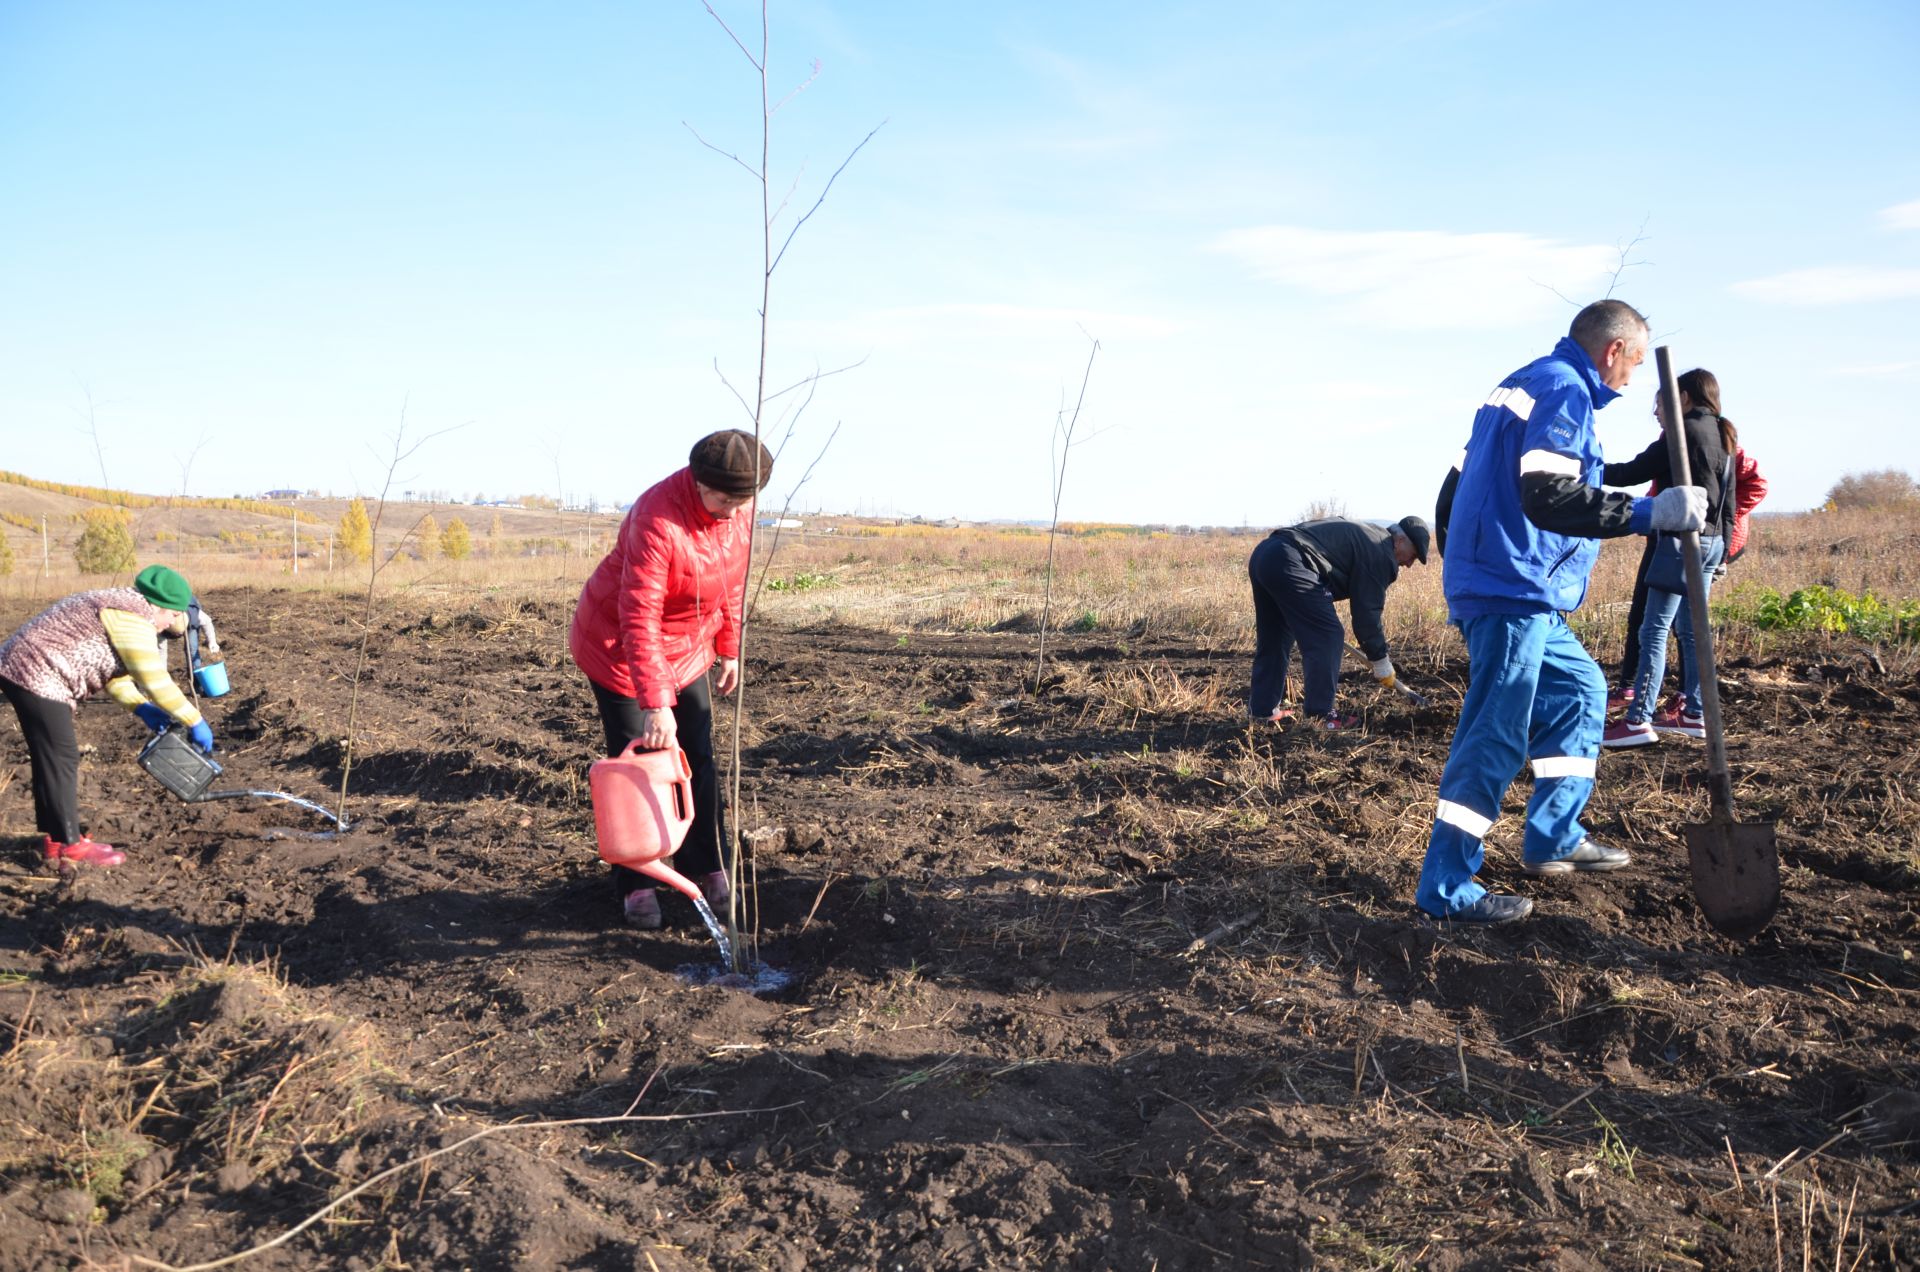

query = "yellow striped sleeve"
[99,608,205,728]
[104,676,146,708]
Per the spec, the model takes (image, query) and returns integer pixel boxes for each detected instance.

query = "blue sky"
[2,1,1916,525]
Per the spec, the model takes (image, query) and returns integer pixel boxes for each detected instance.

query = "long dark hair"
[1678,367,1738,453]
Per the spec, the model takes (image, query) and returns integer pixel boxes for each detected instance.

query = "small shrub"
[337,498,373,564]
[0,532,13,577]
[73,508,135,574]
[441,516,472,560]
[1825,469,1919,510]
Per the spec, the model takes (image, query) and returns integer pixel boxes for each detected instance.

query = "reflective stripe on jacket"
[1443,338,1620,619]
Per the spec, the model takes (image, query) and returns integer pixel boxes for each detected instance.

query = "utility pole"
[40,516,48,580]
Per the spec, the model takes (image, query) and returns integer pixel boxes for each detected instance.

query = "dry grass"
[0,954,392,1216]
[7,506,1916,661]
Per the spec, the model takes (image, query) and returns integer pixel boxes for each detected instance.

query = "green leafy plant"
[766,570,835,592]
[1717,584,1920,643]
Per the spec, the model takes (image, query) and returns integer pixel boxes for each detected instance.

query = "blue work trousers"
[1247,535,1344,717]
[1416,612,1604,916]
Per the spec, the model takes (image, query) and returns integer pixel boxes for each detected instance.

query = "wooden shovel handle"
[1655,347,1735,816]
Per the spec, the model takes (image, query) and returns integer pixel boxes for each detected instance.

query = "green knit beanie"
[133,564,194,612]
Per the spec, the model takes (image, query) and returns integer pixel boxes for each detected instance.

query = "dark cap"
[688,429,774,497]
[1396,516,1431,564]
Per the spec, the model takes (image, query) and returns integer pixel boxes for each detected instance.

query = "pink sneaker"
[1600,718,1658,749]
[43,835,126,868]
[698,870,733,910]
[1606,685,1635,712]
[1312,710,1362,732]
[622,887,662,930]
[1651,701,1706,739]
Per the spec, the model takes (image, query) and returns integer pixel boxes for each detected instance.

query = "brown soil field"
[1,589,1916,1270]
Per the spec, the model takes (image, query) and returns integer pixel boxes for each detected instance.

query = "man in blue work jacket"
[1417,300,1707,924]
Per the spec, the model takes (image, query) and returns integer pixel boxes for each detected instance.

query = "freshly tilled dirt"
[0,588,1915,1270]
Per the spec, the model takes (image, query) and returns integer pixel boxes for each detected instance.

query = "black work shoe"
[1437,894,1534,924]
[1523,840,1631,875]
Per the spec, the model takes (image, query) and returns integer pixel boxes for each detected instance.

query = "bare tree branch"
[769,120,885,274]
[1036,335,1101,692]
[700,0,764,70]
[682,119,763,180]
[747,418,840,623]
[1603,215,1653,299]
[336,406,467,825]
[712,357,760,426]
[770,58,821,115]
[764,356,868,404]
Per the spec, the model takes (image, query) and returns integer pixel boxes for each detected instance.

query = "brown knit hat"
[688,430,774,496]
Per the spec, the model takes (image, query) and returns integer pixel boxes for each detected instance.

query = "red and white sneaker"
[1651,701,1706,739]
[42,835,126,868]
[1311,710,1362,732]
[1605,685,1635,713]
[1600,718,1658,749]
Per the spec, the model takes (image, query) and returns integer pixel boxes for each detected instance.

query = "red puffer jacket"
[570,468,752,707]
[1726,449,1768,561]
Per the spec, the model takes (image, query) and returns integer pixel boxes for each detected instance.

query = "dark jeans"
[1248,536,1345,717]
[589,673,728,898]
[1617,534,1658,686]
[2,676,82,844]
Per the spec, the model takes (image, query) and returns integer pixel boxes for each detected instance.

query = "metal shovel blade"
[1684,815,1780,939]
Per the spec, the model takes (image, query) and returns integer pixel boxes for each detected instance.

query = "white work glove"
[1649,486,1708,533]
[1371,657,1396,689]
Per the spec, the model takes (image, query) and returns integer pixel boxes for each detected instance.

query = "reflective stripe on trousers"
[1416,612,1604,917]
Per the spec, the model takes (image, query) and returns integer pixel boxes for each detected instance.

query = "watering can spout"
[637,859,706,905]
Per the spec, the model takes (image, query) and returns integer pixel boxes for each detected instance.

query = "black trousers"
[1248,536,1345,717]
[2,676,82,844]
[1617,535,1657,687]
[589,673,728,897]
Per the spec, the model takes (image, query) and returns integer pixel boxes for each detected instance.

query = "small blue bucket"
[193,661,230,697]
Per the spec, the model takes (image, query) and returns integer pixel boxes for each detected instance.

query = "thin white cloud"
[874,302,1182,339]
[1731,267,1920,305]
[1879,199,1920,231]
[1212,225,1619,329]
[1832,360,1916,378]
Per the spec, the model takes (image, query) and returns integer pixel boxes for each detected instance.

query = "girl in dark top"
[1600,368,1737,748]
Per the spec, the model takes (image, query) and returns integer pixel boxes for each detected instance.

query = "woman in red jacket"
[570,430,772,928]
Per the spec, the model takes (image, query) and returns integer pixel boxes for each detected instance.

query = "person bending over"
[0,564,217,868]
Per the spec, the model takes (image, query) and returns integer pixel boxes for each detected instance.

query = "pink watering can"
[589,743,704,904]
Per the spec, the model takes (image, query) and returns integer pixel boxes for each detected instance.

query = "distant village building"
[757,517,803,529]
[263,489,301,500]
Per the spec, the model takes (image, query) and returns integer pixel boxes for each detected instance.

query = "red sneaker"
[698,870,733,911]
[1651,701,1706,739]
[1600,718,1658,749]
[43,835,126,868]
[1312,710,1362,732]
[1605,685,1635,712]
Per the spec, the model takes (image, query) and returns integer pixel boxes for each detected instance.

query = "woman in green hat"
[0,564,216,868]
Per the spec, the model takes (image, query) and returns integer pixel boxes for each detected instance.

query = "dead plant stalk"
[335,409,462,826]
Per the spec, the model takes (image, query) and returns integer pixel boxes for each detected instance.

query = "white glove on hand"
[1649,486,1708,533]
[1372,657,1396,688]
